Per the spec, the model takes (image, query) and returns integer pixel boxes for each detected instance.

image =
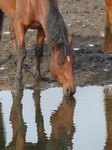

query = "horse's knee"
[9,21,15,39]
[18,46,27,60]
[10,25,16,40]
[33,45,43,79]
[35,45,43,57]
[10,30,16,41]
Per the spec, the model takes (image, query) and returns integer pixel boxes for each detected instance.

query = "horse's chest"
[30,21,42,29]
[23,16,42,29]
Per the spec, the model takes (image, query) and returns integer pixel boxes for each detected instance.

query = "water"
[0,85,112,150]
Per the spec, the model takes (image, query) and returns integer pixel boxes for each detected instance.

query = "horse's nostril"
[66,88,70,95]
[66,88,75,96]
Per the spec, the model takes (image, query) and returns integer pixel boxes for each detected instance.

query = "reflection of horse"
[33,89,76,149]
[47,96,76,150]
[8,90,26,150]
[103,0,112,52]
[104,87,112,149]
[0,88,76,149]
[0,103,5,149]
[0,0,75,96]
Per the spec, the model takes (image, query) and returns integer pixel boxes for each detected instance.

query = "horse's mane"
[46,0,71,58]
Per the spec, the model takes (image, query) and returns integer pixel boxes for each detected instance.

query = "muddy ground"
[0,0,111,91]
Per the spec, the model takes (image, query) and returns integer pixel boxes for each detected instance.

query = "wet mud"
[0,0,111,91]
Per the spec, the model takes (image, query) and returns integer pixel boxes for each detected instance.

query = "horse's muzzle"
[64,88,76,96]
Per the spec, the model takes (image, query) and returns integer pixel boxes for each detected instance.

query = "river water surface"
[0,85,112,150]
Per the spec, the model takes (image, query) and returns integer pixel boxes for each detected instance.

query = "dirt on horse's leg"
[10,20,17,56]
[34,29,45,81]
[13,20,27,89]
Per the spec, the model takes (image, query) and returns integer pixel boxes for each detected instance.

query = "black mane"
[46,0,71,58]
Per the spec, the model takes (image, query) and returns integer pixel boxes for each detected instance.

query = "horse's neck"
[38,0,59,36]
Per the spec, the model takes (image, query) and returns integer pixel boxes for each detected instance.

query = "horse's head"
[50,36,76,96]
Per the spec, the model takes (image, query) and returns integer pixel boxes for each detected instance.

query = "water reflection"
[9,90,26,150]
[73,86,106,150]
[0,103,5,150]
[47,96,75,150]
[104,86,112,150]
[0,89,76,150]
[2,85,112,150]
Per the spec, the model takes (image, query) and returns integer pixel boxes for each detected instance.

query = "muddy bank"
[1,35,112,90]
[73,36,112,86]
[0,0,111,90]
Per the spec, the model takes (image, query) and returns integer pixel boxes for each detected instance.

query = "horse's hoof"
[13,82,23,90]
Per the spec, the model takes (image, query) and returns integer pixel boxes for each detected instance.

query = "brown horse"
[103,0,112,52]
[0,0,75,96]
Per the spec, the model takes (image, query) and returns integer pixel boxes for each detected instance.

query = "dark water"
[0,85,112,150]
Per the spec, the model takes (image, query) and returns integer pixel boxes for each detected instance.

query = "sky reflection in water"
[0,85,111,150]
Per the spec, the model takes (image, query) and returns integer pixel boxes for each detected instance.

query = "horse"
[103,0,112,52]
[1,89,75,149]
[0,0,76,96]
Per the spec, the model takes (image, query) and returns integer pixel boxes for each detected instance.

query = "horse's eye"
[58,62,63,66]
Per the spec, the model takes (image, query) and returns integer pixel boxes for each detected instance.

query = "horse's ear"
[52,40,59,51]
[68,36,72,47]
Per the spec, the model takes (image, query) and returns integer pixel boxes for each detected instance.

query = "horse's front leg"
[13,20,27,89]
[33,29,45,81]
